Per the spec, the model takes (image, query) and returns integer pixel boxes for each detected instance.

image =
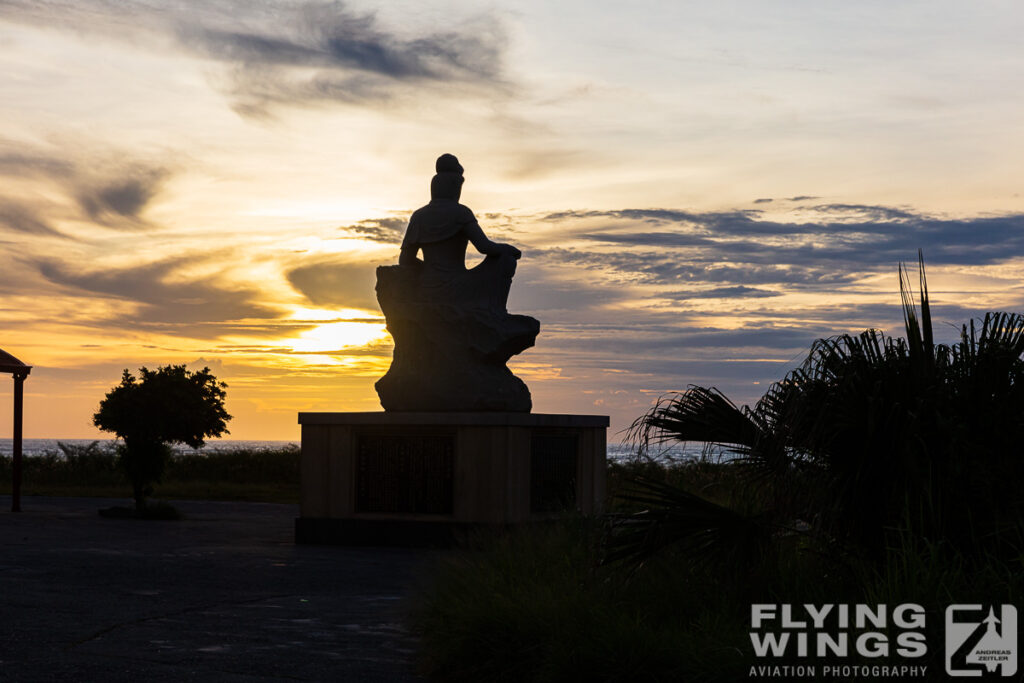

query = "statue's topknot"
[435,153,463,175]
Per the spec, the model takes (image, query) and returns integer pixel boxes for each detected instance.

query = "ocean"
[0,439,702,462]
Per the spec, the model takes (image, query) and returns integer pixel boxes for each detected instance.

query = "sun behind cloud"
[288,320,390,356]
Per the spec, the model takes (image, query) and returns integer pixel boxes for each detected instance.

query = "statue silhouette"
[399,153,521,311]
[375,154,539,412]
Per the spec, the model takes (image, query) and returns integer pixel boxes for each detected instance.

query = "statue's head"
[431,153,464,201]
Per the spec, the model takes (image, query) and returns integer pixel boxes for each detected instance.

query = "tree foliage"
[93,365,231,507]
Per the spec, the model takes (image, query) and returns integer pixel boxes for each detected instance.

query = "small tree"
[93,365,231,509]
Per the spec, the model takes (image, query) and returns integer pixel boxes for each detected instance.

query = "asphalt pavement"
[0,496,432,682]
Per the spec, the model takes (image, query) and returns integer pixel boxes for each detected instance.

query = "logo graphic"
[946,605,1017,677]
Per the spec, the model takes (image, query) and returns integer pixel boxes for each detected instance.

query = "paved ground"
[0,496,433,682]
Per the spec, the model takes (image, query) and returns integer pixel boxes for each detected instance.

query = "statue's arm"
[465,218,521,260]
[398,244,421,266]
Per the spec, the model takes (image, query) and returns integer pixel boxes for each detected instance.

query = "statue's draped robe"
[401,199,515,311]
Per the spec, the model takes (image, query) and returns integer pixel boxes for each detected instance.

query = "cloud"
[191,3,507,116]
[542,205,1024,271]
[810,203,919,222]
[577,232,716,248]
[0,200,63,237]
[566,324,830,355]
[0,146,75,178]
[286,260,380,310]
[76,167,168,223]
[0,140,170,232]
[670,286,781,299]
[180,4,502,81]
[532,247,859,287]
[33,255,277,325]
[543,208,818,236]
[509,202,1024,408]
[339,216,406,244]
[507,274,630,313]
[1,0,509,116]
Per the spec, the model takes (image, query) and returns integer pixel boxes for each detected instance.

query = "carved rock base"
[374,265,540,412]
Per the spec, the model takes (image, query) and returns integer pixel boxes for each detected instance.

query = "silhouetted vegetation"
[412,255,1024,681]
[414,519,753,682]
[611,254,1024,566]
[93,365,231,510]
[413,462,1021,681]
[0,442,300,504]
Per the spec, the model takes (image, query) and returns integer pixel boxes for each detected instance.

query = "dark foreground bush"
[0,442,300,503]
[0,442,122,488]
[164,446,300,484]
[412,519,751,683]
[411,503,1022,682]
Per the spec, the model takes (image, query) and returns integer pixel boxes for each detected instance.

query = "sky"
[1,0,1024,441]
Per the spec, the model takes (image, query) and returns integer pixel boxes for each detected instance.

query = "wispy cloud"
[0,200,63,237]
[338,216,406,244]
[0,140,171,235]
[507,272,632,313]
[541,205,1024,270]
[76,166,169,224]
[33,255,278,326]
[670,286,781,300]
[532,247,859,287]
[0,0,509,117]
[0,146,75,178]
[286,259,380,310]
[179,4,502,79]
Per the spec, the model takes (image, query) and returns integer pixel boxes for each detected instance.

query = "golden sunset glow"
[2,1,1024,440]
[287,322,390,356]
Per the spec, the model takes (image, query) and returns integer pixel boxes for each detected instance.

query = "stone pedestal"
[295,412,608,546]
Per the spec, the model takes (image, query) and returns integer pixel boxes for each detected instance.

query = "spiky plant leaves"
[613,255,1024,566]
[604,475,772,574]
[626,386,760,456]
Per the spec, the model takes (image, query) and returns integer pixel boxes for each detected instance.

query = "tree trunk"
[133,481,147,511]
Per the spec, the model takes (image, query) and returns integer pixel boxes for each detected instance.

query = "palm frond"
[604,476,769,568]
[978,311,1024,355]
[917,249,934,356]
[614,254,1024,563]
[899,250,935,370]
[626,386,762,459]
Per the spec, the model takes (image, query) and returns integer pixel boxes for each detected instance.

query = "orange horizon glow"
[3,2,1024,440]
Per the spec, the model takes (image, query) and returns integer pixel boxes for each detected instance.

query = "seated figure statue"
[375,154,540,412]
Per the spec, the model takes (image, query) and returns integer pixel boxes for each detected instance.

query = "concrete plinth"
[296,412,608,546]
